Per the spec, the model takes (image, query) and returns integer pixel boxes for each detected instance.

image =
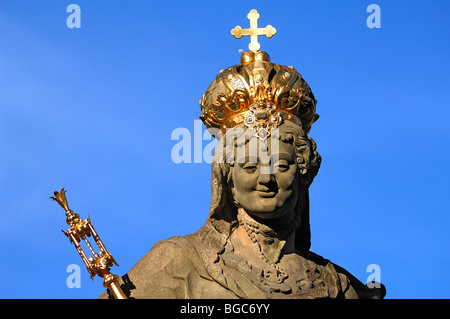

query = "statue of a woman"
[99,51,385,299]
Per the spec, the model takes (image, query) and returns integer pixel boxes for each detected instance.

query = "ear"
[302,136,321,187]
[294,135,321,187]
[294,136,311,175]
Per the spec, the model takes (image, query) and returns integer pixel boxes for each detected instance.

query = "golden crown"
[199,10,319,140]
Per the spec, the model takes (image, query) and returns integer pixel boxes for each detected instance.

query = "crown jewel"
[199,10,319,140]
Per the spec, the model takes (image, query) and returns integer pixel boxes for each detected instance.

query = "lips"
[256,189,277,198]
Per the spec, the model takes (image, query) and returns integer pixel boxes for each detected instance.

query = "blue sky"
[0,0,449,299]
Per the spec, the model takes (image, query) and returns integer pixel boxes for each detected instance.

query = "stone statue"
[99,11,385,299]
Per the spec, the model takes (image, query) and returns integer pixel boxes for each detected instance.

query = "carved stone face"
[231,137,300,220]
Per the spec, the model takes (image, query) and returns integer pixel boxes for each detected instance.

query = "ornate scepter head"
[51,188,81,227]
[51,187,126,299]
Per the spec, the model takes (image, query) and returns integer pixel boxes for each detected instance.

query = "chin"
[249,211,282,220]
[246,202,284,219]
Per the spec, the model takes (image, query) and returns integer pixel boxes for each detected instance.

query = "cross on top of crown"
[231,9,277,53]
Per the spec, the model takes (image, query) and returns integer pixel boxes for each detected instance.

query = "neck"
[236,208,298,264]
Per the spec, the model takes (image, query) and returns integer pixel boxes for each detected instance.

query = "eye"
[242,162,258,173]
[273,160,291,172]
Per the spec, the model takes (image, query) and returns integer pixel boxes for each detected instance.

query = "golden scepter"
[51,187,127,299]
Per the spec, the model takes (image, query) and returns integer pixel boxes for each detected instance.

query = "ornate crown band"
[199,51,319,140]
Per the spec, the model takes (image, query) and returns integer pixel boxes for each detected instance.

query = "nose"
[257,170,275,186]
